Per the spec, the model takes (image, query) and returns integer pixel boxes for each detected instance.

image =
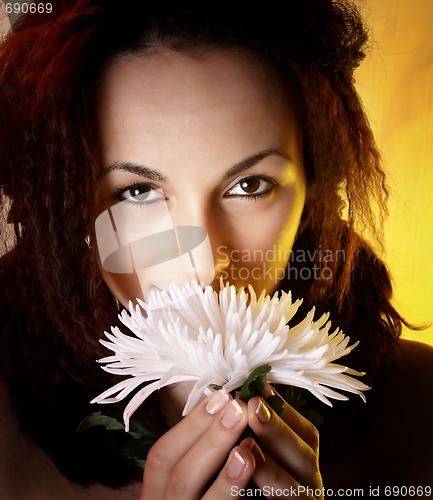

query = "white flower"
[92,281,368,431]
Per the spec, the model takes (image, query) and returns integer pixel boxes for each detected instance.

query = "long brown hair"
[0,0,409,486]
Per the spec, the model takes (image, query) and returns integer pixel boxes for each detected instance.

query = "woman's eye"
[116,184,165,205]
[225,176,277,198]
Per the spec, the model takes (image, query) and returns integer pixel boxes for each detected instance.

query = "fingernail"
[255,399,271,424]
[227,450,247,479]
[262,383,275,398]
[205,390,229,415]
[221,400,243,429]
[248,438,266,465]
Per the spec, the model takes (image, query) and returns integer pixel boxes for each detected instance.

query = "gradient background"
[354,0,433,346]
[1,0,432,345]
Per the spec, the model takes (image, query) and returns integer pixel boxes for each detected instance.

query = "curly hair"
[0,0,409,486]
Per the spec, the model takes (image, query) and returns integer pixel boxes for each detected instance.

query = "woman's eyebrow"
[223,149,292,179]
[98,161,167,181]
[99,149,291,181]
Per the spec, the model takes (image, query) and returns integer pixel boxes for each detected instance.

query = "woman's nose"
[168,201,232,286]
[143,224,217,289]
[95,196,228,297]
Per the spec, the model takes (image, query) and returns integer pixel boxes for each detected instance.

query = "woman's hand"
[138,390,255,500]
[138,384,323,499]
[243,384,323,499]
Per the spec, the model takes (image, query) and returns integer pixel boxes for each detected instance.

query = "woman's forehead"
[96,49,302,173]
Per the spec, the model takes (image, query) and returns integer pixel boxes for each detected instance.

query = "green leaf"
[119,437,156,460]
[273,385,324,429]
[130,458,146,475]
[278,385,307,410]
[300,409,324,429]
[127,419,160,440]
[77,412,125,432]
[77,409,161,444]
[239,364,272,401]
[265,395,285,416]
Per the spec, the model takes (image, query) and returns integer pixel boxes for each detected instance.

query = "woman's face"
[95,49,306,306]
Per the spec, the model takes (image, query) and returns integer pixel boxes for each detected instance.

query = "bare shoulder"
[320,338,433,490]
[395,337,433,362]
[391,338,433,394]
[0,381,140,500]
[376,338,433,418]
[365,338,433,485]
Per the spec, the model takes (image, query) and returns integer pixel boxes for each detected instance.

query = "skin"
[95,49,322,498]
[95,49,306,305]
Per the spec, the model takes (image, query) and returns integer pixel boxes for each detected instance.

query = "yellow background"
[355,0,433,346]
[1,1,432,345]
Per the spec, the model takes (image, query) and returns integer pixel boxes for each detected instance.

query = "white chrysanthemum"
[92,281,368,431]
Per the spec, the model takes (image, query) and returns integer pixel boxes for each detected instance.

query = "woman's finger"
[140,395,249,499]
[164,399,249,499]
[247,397,321,489]
[243,438,321,500]
[202,446,256,500]
[263,384,320,452]
[140,390,230,498]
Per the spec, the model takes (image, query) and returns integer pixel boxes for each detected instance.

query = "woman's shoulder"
[377,338,433,426]
[320,337,433,491]
[391,338,433,393]
[395,337,433,361]
[362,338,433,485]
[379,338,433,434]
[0,381,141,500]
